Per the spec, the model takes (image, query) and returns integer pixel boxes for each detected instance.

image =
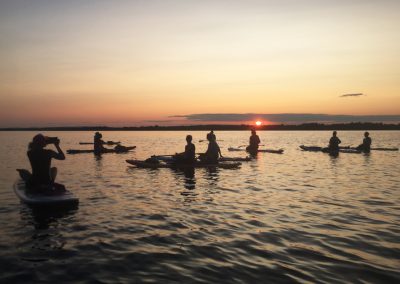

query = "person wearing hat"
[27,134,65,193]
[357,132,372,153]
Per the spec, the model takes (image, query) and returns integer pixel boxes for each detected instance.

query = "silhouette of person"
[94,132,106,154]
[174,135,196,164]
[199,133,222,163]
[207,130,216,142]
[246,129,261,155]
[357,132,372,153]
[328,131,341,154]
[26,134,66,193]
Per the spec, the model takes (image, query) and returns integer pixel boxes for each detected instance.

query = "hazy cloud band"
[340,93,365,97]
[171,113,400,123]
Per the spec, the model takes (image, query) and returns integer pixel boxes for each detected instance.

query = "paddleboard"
[14,179,79,206]
[67,146,136,154]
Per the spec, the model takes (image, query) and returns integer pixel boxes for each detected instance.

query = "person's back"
[205,140,220,163]
[358,132,372,152]
[207,131,216,142]
[94,132,105,154]
[328,131,341,151]
[247,130,260,154]
[249,134,260,148]
[363,136,372,150]
[26,134,65,192]
[173,135,196,164]
[184,142,196,163]
[28,147,53,186]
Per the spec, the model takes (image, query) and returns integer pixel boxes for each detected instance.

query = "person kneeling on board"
[356,132,372,153]
[199,133,223,164]
[26,134,66,194]
[173,135,196,164]
[94,132,129,154]
[246,129,261,155]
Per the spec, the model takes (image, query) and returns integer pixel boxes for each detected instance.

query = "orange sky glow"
[0,1,399,127]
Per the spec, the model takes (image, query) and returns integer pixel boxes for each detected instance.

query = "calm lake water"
[0,131,399,283]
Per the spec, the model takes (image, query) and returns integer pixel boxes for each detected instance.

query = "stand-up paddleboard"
[79,141,121,145]
[126,159,241,169]
[300,145,361,154]
[14,179,79,207]
[364,147,398,151]
[67,146,136,154]
[151,155,252,162]
[228,147,284,154]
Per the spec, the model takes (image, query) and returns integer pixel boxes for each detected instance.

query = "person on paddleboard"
[328,131,341,154]
[199,133,222,163]
[207,130,216,142]
[94,132,128,154]
[173,135,196,164]
[26,134,66,193]
[356,132,372,153]
[94,132,107,154]
[246,129,261,154]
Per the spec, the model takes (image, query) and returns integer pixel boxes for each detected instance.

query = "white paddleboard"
[14,179,79,206]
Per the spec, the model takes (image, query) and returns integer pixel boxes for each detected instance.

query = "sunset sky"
[0,0,399,127]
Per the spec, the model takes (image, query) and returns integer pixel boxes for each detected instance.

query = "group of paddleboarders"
[22,130,373,195]
[328,131,371,155]
[172,131,223,164]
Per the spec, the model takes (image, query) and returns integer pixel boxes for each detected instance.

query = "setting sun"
[255,121,262,126]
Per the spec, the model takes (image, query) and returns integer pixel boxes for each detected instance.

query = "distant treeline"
[1,122,400,131]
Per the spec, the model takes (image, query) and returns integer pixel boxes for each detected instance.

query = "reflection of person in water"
[246,129,260,154]
[27,134,66,193]
[328,131,341,154]
[174,135,196,164]
[357,132,372,153]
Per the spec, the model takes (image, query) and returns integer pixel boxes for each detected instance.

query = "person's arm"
[218,144,223,157]
[51,139,66,160]
[338,138,341,144]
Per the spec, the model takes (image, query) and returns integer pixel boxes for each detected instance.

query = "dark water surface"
[0,131,399,283]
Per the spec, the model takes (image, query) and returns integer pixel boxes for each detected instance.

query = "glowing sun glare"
[255,121,262,126]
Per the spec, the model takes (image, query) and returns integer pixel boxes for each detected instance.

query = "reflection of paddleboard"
[67,146,136,154]
[13,179,79,206]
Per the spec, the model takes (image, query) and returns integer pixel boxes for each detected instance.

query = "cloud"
[340,93,365,97]
[171,113,400,123]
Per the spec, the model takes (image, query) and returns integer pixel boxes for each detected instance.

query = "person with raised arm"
[26,134,66,193]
